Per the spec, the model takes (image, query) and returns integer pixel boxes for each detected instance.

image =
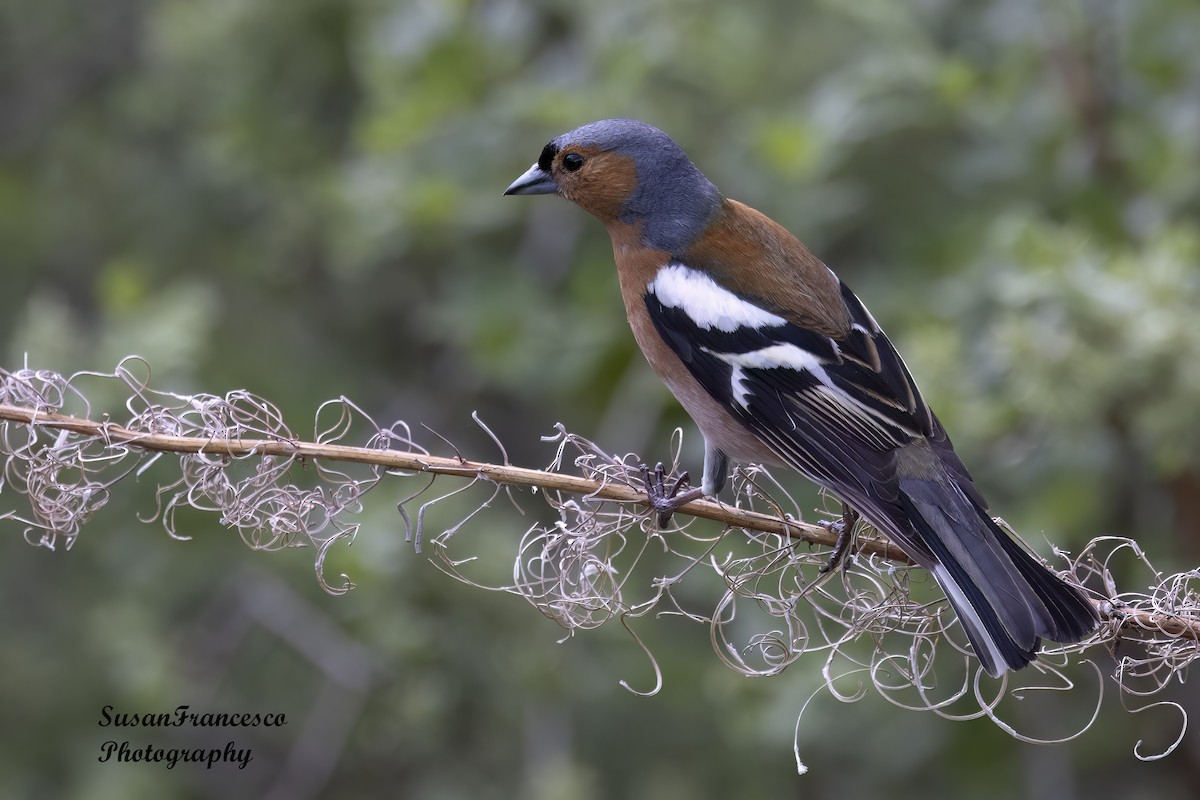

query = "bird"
[504,118,1098,677]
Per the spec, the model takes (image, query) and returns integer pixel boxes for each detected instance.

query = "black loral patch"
[537,141,559,172]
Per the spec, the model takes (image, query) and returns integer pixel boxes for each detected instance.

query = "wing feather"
[646,264,932,458]
[645,262,954,561]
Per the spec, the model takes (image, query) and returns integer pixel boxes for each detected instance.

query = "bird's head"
[505,119,722,252]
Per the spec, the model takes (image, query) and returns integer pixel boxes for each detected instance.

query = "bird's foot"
[639,462,704,528]
[818,507,860,573]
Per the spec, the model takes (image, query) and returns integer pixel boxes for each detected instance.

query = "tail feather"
[893,483,1098,677]
[929,562,1031,676]
[985,510,1099,643]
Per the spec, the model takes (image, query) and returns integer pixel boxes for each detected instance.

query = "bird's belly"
[656,368,787,467]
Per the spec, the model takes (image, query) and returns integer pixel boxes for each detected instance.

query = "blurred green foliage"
[2,0,1199,797]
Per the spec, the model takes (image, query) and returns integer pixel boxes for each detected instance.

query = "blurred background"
[3,0,1200,797]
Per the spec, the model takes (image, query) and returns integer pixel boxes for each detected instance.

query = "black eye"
[562,152,585,172]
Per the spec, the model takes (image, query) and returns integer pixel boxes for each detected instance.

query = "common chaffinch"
[505,119,1098,676]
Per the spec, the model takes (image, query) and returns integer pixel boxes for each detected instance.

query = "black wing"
[646,269,983,557]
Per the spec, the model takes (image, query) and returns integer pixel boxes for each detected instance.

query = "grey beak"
[504,162,558,196]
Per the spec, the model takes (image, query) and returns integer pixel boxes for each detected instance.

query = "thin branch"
[2,401,1197,644]
[0,402,906,561]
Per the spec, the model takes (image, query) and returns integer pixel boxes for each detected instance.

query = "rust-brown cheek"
[557,151,639,224]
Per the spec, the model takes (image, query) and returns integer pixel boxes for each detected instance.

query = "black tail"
[893,482,1098,677]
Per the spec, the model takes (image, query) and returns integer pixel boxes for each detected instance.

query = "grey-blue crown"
[551,119,677,156]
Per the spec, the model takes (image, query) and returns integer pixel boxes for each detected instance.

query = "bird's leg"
[818,505,860,573]
[639,462,705,528]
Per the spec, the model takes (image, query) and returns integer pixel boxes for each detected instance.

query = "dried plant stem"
[0,402,904,558]
[1,402,1196,643]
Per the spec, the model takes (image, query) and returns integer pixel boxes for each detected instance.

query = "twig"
[0,402,907,561]
[2,401,1198,644]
